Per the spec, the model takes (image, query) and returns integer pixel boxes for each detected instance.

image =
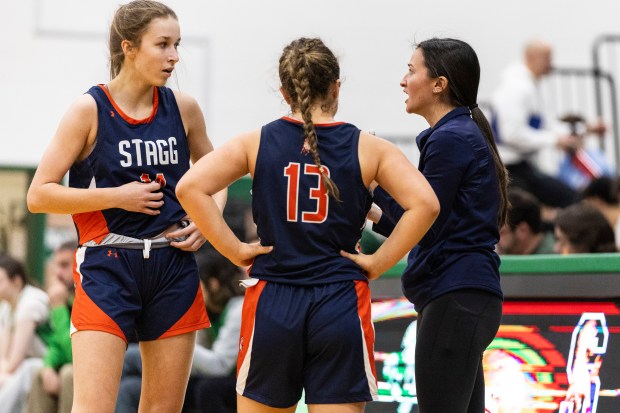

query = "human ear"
[433,76,449,94]
[121,39,136,57]
[279,87,292,105]
[331,80,341,100]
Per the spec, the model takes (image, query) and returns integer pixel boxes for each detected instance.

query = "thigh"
[72,247,142,343]
[138,332,196,413]
[72,331,126,413]
[304,281,376,405]
[136,248,209,341]
[237,281,306,408]
[415,290,502,413]
[237,394,297,413]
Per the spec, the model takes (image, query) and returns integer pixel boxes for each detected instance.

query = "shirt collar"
[416,106,471,147]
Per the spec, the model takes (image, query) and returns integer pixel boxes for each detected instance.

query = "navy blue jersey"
[373,107,503,311]
[249,117,373,284]
[69,85,190,244]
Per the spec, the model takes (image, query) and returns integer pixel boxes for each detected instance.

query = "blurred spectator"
[491,39,605,208]
[115,246,243,413]
[497,189,556,254]
[25,240,77,413]
[0,253,50,413]
[580,176,620,250]
[554,202,617,254]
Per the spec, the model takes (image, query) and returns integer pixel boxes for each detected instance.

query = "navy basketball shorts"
[71,246,210,343]
[236,279,378,408]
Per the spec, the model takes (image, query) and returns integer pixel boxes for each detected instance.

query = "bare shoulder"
[171,89,201,116]
[69,93,98,119]
[58,93,98,139]
[359,130,398,154]
[221,128,261,155]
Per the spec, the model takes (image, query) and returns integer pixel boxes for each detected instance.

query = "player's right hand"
[117,181,164,215]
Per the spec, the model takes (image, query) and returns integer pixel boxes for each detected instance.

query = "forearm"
[371,206,437,276]
[28,183,122,214]
[180,192,242,260]
[212,187,228,214]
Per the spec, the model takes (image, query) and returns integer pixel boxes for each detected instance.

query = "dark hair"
[195,245,244,314]
[109,0,177,80]
[555,202,616,253]
[507,189,542,233]
[0,253,29,287]
[279,37,341,201]
[416,38,510,227]
[580,176,620,205]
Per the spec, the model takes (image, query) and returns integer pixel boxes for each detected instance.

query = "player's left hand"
[229,242,273,267]
[167,218,207,252]
[340,250,382,280]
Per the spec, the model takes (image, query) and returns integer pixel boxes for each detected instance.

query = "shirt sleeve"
[417,131,472,246]
[15,287,49,324]
[371,186,405,237]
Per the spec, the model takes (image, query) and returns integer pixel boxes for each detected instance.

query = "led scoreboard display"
[368,298,620,413]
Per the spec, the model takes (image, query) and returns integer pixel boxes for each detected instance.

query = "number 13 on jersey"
[284,162,331,223]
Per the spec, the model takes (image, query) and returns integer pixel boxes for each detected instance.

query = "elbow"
[26,188,44,214]
[426,195,441,222]
[175,177,190,205]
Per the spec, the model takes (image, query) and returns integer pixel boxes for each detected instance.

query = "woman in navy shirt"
[357,38,510,413]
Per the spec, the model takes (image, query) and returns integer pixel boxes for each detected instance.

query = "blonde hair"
[279,37,341,201]
[108,0,177,80]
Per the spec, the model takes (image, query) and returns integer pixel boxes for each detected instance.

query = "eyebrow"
[156,36,181,42]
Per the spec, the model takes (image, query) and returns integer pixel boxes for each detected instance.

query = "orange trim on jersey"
[237,280,266,376]
[72,211,110,245]
[281,116,345,127]
[355,280,377,381]
[158,288,211,340]
[72,264,127,343]
[98,84,159,125]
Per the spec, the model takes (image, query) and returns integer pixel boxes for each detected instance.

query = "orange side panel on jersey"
[159,288,211,340]
[355,280,377,380]
[72,211,110,245]
[236,280,267,376]
[72,269,127,343]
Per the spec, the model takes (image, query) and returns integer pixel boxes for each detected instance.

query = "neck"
[289,107,337,124]
[107,74,154,106]
[423,102,456,128]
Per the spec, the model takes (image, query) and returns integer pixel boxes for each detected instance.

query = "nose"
[169,48,179,64]
[400,76,406,88]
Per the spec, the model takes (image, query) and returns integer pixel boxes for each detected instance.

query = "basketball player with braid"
[177,37,439,413]
[27,1,222,412]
